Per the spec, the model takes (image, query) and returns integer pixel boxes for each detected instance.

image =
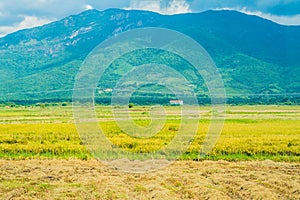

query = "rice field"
[0,105,299,162]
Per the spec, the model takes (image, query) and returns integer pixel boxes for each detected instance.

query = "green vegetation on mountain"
[0,9,299,104]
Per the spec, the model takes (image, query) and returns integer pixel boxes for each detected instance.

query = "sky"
[0,0,300,37]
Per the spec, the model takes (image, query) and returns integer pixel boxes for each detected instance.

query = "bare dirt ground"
[0,160,299,200]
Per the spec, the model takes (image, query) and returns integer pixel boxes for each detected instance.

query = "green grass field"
[0,105,299,162]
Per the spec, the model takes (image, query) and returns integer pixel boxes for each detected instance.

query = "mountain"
[0,9,299,104]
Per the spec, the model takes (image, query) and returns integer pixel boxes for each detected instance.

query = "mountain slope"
[0,9,299,103]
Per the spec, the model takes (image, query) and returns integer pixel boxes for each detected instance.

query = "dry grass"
[0,159,299,199]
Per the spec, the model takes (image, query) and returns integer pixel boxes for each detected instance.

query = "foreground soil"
[0,159,299,200]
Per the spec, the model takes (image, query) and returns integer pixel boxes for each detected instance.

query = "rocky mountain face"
[0,9,299,103]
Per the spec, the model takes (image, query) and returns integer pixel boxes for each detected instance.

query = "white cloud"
[214,7,300,25]
[242,10,300,25]
[0,15,54,38]
[264,14,300,25]
[165,0,191,14]
[127,0,191,15]
[85,4,94,10]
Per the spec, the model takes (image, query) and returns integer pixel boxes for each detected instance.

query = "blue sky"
[0,0,300,37]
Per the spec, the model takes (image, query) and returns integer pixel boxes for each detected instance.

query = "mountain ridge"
[0,9,299,104]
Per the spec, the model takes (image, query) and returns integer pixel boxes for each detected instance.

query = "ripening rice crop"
[0,106,299,161]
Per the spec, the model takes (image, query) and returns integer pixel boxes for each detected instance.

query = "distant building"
[170,100,184,106]
[104,88,113,92]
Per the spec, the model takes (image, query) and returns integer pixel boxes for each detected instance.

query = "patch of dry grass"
[0,159,299,199]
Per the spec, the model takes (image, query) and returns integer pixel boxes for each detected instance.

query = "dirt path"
[0,159,299,199]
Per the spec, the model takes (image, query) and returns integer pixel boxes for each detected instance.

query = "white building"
[170,100,184,105]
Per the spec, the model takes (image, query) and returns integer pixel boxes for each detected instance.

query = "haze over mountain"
[0,8,299,103]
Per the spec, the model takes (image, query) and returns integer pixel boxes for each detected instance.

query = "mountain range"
[0,8,299,104]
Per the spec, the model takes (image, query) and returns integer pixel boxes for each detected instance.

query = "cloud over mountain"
[127,0,191,14]
[0,0,300,37]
